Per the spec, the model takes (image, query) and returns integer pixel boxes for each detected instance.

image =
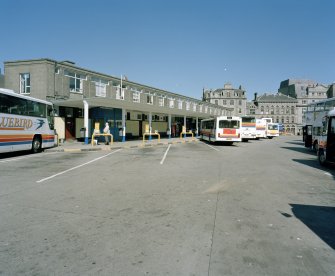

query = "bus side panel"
[0,114,55,153]
[0,134,34,153]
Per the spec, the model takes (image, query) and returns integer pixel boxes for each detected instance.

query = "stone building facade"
[278,79,328,132]
[247,93,298,134]
[202,83,247,116]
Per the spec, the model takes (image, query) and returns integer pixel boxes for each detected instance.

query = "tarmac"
[46,136,199,152]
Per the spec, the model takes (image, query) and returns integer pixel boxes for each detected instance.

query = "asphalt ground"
[0,136,334,275]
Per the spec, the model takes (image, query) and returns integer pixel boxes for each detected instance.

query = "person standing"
[103,122,110,145]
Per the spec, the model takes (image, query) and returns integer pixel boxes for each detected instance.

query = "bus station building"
[3,59,233,143]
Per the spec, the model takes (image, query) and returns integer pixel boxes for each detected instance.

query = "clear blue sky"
[1,0,334,100]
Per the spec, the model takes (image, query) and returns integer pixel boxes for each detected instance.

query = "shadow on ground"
[292,158,335,178]
[281,146,316,155]
[290,204,335,250]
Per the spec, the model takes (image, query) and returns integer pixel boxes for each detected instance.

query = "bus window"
[219,120,240,129]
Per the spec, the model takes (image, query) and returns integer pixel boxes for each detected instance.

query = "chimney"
[254,92,257,101]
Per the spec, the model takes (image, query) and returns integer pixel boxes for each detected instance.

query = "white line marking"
[204,143,221,152]
[324,172,332,177]
[36,149,122,183]
[160,144,171,165]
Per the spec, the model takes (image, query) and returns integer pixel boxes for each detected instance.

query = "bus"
[256,118,267,139]
[262,117,273,124]
[318,109,335,165]
[200,116,242,144]
[266,123,279,138]
[241,116,256,141]
[0,88,55,154]
[302,97,335,151]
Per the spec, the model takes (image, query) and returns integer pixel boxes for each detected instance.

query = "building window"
[222,100,226,105]
[186,101,190,110]
[291,116,295,123]
[291,106,295,114]
[286,117,290,123]
[64,71,86,93]
[266,106,269,114]
[147,94,153,105]
[270,106,274,115]
[199,105,203,112]
[238,108,242,113]
[281,106,284,114]
[281,116,285,123]
[276,106,279,114]
[116,86,124,100]
[91,78,107,97]
[205,106,208,113]
[230,100,234,105]
[169,99,174,108]
[239,100,242,105]
[133,91,140,103]
[193,103,197,112]
[215,100,218,105]
[158,97,164,107]
[261,106,264,114]
[20,73,30,94]
[178,100,183,109]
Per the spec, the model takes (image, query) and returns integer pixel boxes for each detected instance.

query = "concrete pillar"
[83,100,89,144]
[149,112,152,140]
[122,108,126,142]
[168,114,172,139]
[184,115,187,138]
[196,117,199,137]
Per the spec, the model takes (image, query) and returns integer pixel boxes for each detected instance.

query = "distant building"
[278,79,328,132]
[247,93,298,135]
[0,69,4,88]
[327,83,335,98]
[202,83,247,116]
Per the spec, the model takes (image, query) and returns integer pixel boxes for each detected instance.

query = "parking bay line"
[203,143,221,152]
[36,149,122,183]
[160,144,171,165]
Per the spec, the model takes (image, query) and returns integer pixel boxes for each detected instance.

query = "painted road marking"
[204,143,221,152]
[36,149,122,183]
[160,144,171,165]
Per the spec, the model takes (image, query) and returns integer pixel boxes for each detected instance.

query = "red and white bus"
[0,88,55,154]
[200,116,242,144]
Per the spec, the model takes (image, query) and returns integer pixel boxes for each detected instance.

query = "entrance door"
[304,125,312,147]
[327,117,335,162]
[65,118,75,140]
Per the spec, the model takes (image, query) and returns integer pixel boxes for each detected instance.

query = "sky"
[1,0,334,100]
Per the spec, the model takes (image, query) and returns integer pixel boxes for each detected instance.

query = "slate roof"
[256,93,298,103]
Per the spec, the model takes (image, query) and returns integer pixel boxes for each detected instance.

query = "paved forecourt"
[0,136,334,275]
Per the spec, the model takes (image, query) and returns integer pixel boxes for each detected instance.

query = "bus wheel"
[32,136,42,153]
[318,150,327,166]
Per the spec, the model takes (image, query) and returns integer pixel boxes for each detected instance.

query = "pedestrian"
[103,122,110,145]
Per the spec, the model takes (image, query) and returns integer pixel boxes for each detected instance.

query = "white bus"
[0,88,55,154]
[255,118,267,139]
[266,123,279,138]
[302,97,335,151]
[241,116,257,141]
[200,116,242,144]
